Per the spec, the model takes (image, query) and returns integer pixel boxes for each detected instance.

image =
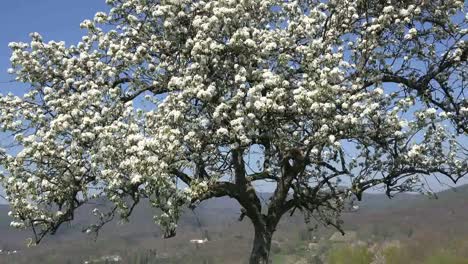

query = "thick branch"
[171,169,193,186]
[196,182,239,202]
[266,149,306,227]
[232,149,247,186]
[246,171,278,182]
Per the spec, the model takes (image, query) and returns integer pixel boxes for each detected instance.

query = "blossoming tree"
[1,0,467,263]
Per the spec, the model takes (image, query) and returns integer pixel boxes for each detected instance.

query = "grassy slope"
[0,185,468,263]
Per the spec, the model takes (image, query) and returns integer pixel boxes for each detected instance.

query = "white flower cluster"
[0,0,466,242]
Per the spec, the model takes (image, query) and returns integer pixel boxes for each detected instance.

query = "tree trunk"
[249,223,273,264]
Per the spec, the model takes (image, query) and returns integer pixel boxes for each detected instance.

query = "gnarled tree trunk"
[249,223,274,264]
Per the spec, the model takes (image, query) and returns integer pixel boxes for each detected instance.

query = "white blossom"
[0,1,465,259]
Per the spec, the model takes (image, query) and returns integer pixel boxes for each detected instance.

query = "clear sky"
[0,1,466,204]
[0,0,109,92]
[0,1,109,203]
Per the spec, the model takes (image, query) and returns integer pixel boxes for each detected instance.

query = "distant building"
[329,231,357,243]
[189,238,208,244]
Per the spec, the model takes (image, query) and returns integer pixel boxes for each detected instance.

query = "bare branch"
[171,169,193,186]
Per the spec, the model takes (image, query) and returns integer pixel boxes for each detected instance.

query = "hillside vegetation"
[1,185,468,263]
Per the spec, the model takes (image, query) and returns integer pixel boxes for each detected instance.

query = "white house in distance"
[190,238,208,244]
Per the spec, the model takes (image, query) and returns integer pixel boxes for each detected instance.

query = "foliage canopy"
[0,0,466,263]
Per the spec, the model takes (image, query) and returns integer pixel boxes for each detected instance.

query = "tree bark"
[249,223,273,264]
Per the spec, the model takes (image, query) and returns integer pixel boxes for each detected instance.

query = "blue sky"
[0,1,110,203]
[0,1,466,203]
[0,0,109,93]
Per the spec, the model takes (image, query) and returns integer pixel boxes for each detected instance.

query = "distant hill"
[2,185,468,239]
[1,184,468,263]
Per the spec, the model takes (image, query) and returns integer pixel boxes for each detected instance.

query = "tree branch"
[0,193,7,202]
[246,171,278,182]
[232,148,247,186]
[171,169,193,186]
[112,77,170,102]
